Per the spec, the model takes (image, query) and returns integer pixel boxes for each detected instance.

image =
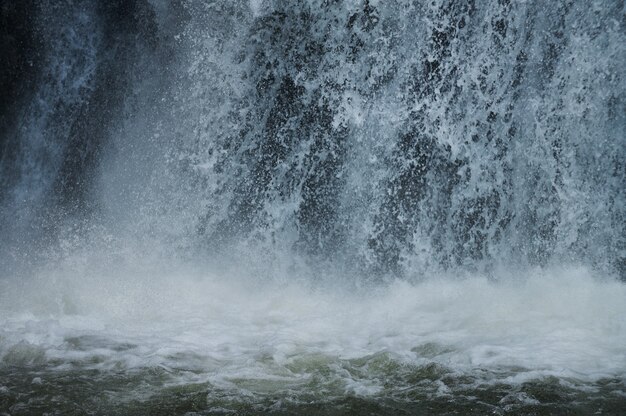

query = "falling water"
[0,1,624,414]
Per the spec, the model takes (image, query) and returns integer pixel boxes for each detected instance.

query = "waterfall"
[1,0,623,280]
[0,1,624,413]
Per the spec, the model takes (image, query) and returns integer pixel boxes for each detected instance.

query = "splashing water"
[0,0,624,414]
[1,265,625,414]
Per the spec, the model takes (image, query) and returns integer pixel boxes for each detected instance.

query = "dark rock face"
[0,0,43,191]
[0,1,163,222]
[0,1,41,125]
[51,1,161,216]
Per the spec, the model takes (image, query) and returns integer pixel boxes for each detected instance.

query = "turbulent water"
[0,0,625,414]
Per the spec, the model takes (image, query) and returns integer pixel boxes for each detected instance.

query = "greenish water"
[1,272,625,415]
[1,360,624,415]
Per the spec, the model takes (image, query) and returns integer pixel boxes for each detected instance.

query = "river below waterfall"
[1,267,625,414]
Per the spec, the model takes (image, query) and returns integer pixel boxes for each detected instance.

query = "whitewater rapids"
[1,267,624,414]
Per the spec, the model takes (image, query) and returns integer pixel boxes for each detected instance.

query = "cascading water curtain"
[0,1,624,414]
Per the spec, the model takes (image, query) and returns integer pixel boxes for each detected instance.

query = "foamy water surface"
[1,267,625,414]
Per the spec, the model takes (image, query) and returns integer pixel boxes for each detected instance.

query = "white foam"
[1,266,624,394]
